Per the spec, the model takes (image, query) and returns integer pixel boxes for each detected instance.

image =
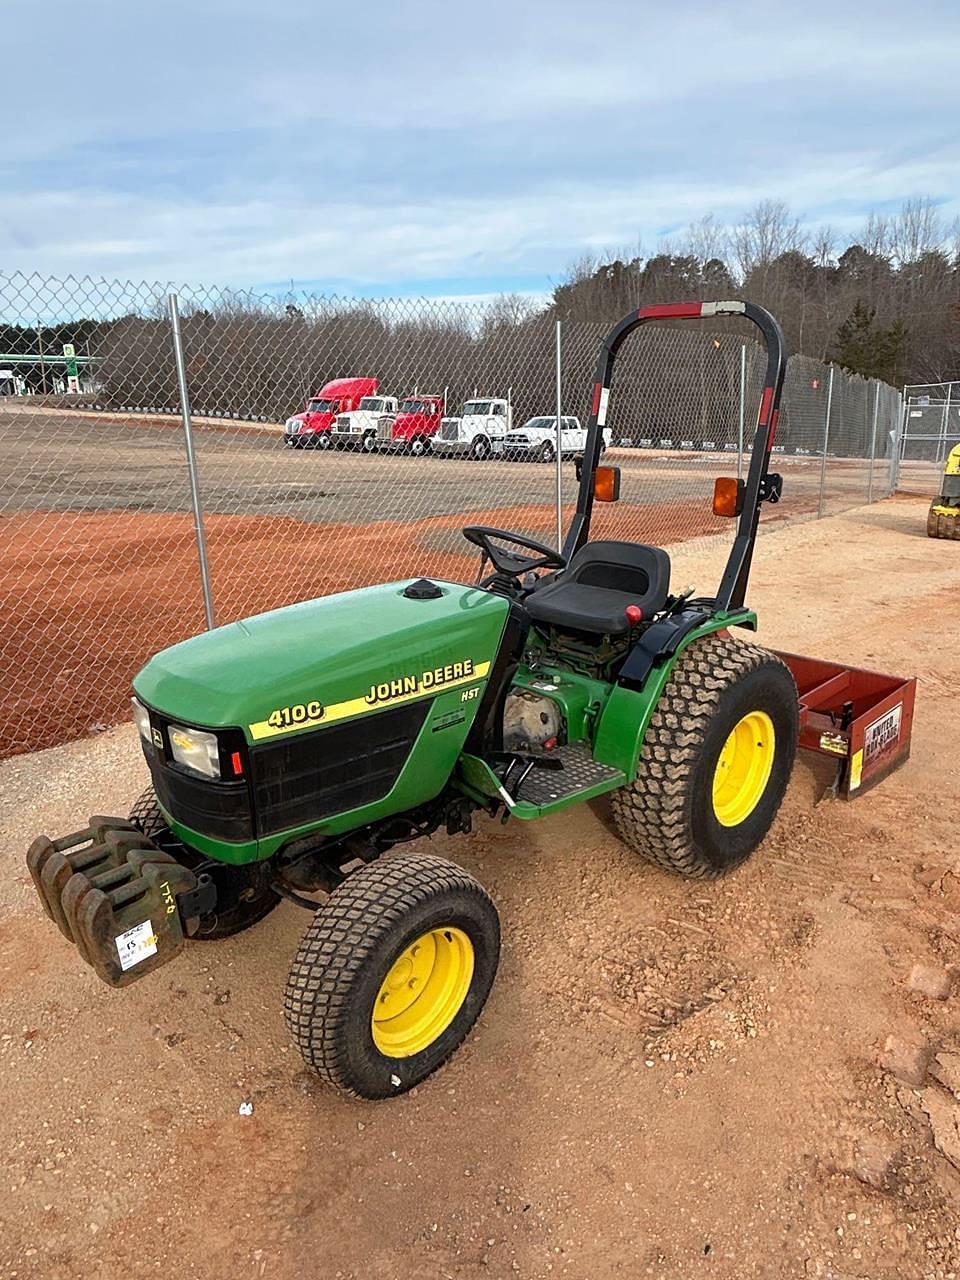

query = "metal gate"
[898,382,960,492]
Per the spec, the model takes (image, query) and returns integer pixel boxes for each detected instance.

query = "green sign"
[62,343,78,379]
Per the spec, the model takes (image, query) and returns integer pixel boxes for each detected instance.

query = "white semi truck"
[330,394,400,451]
[430,396,512,460]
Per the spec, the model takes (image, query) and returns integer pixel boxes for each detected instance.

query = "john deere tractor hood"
[133,580,508,742]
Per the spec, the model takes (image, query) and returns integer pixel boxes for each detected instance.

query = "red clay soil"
[0,501,725,757]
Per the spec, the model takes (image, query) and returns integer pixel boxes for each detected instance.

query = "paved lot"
[1,407,863,523]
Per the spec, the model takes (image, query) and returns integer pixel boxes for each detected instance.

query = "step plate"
[516,742,621,806]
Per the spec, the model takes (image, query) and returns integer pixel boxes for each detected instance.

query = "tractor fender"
[592,608,758,781]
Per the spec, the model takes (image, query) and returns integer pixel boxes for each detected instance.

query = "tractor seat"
[525,540,670,636]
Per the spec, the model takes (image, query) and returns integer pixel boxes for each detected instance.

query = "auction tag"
[115,920,158,972]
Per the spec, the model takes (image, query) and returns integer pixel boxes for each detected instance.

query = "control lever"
[666,585,695,615]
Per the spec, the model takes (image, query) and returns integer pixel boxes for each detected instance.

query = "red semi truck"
[374,393,446,455]
[283,377,379,448]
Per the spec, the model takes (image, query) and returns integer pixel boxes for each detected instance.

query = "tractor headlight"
[168,724,221,779]
[131,697,151,743]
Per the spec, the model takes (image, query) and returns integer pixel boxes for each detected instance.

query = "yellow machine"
[927,443,960,540]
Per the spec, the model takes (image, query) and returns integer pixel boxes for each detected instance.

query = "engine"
[502,687,563,753]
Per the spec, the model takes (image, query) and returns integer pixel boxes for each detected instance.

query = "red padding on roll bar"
[636,302,704,319]
[591,382,603,415]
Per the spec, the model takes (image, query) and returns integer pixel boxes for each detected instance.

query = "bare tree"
[683,212,729,267]
[731,200,805,282]
[889,197,943,265]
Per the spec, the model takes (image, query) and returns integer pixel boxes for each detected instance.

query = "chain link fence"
[897,382,960,493]
[0,270,903,758]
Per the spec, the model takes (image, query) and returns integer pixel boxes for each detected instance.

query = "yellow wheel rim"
[371,926,474,1058]
[712,711,776,828]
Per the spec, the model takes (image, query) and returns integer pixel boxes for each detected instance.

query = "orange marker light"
[594,465,621,503]
[713,476,743,518]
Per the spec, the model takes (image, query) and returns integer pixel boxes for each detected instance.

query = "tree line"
[3,195,951,450]
[550,198,960,386]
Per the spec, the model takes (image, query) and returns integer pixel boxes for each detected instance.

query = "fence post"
[889,390,904,494]
[737,344,746,481]
[867,381,880,504]
[940,382,954,466]
[817,365,835,519]
[168,292,216,631]
[555,319,563,552]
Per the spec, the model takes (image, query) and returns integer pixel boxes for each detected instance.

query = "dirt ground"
[0,500,729,757]
[2,495,960,1280]
[0,404,891,757]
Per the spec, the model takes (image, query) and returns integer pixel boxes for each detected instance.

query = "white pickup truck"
[499,416,611,462]
[330,395,399,450]
[430,397,512,460]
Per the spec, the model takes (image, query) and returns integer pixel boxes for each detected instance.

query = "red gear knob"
[625,605,643,625]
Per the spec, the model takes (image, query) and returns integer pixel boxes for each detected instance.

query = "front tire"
[470,436,491,461]
[611,636,798,878]
[538,441,556,464]
[284,852,500,1099]
[361,432,377,452]
[315,432,331,450]
[409,437,431,457]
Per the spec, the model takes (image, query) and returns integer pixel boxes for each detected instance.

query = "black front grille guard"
[565,300,787,613]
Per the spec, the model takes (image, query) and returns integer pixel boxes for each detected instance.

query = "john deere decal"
[365,659,476,706]
[249,658,489,740]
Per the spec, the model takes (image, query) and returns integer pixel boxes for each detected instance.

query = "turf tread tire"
[610,635,797,879]
[284,852,499,1099]
[129,785,166,839]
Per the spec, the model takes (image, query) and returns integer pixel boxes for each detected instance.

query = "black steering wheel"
[462,525,566,579]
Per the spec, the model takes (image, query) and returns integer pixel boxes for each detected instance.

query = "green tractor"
[26,301,913,1100]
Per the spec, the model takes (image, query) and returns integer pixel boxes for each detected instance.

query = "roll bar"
[565,300,787,612]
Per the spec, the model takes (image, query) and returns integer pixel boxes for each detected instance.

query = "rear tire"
[128,786,279,939]
[284,852,500,1099]
[611,636,798,878]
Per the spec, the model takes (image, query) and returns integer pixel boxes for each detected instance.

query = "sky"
[2,0,959,301]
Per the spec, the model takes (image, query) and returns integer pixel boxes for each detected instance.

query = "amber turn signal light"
[594,465,621,503]
[712,476,743,518]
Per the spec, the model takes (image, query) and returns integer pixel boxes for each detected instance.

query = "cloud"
[1,0,958,294]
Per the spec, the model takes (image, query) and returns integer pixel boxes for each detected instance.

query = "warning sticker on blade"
[115,920,158,972]
[863,703,903,766]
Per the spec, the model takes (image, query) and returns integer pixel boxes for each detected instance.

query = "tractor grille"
[249,700,430,835]
[377,417,395,441]
[439,419,460,441]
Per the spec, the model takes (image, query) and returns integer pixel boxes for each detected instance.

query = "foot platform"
[515,742,623,807]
